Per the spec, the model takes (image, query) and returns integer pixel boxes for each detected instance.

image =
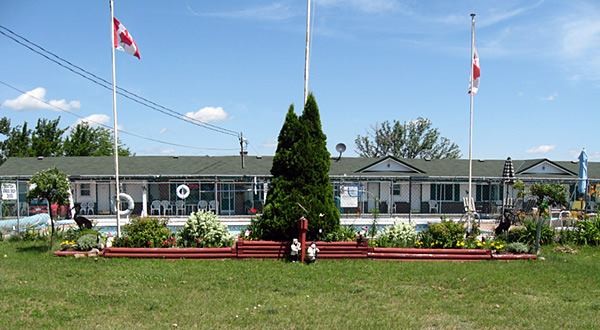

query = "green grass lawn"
[1,242,599,329]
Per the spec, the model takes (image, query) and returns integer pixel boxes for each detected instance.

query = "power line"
[0,80,237,152]
[0,24,240,138]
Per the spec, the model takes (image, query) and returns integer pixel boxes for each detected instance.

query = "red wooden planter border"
[54,240,536,261]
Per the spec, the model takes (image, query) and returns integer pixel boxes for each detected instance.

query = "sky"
[1,0,599,161]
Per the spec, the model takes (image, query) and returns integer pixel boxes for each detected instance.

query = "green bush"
[506,242,530,254]
[113,217,173,248]
[63,227,101,242]
[324,226,357,242]
[178,210,233,247]
[506,218,554,245]
[374,222,417,247]
[572,217,600,246]
[76,234,98,251]
[419,220,465,248]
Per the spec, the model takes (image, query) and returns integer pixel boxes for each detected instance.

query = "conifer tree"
[249,95,340,241]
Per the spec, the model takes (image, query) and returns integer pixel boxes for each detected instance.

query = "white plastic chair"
[175,200,186,215]
[161,200,173,215]
[208,200,218,213]
[197,200,208,211]
[150,200,161,215]
[86,201,95,215]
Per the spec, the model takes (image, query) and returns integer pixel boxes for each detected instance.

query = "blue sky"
[1,0,599,161]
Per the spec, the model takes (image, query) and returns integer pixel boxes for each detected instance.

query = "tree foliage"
[0,117,130,164]
[529,183,568,209]
[31,118,67,157]
[64,122,130,156]
[26,168,71,240]
[355,117,461,159]
[250,94,340,241]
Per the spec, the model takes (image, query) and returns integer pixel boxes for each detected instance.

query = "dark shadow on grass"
[15,243,52,253]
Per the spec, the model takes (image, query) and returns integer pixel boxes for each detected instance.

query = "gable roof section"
[515,159,576,176]
[356,156,424,174]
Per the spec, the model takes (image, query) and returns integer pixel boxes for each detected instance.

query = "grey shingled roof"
[0,155,597,180]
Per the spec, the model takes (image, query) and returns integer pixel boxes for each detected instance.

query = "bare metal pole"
[110,0,122,237]
[303,0,312,105]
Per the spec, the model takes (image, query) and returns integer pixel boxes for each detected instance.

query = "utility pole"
[239,132,246,169]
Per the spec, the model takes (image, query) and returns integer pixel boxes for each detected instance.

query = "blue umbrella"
[578,149,588,194]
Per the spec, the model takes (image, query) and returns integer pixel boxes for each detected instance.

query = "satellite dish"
[335,143,346,161]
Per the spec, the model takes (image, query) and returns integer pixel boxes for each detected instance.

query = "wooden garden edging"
[56,240,536,261]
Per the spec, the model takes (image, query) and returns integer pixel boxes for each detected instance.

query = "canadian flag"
[469,47,480,94]
[113,17,140,59]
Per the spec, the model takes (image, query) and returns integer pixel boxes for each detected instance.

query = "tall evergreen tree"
[3,122,32,159]
[297,94,339,239]
[249,94,339,241]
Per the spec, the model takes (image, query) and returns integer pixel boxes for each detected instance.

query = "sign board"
[340,185,358,208]
[176,184,190,199]
[1,183,18,200]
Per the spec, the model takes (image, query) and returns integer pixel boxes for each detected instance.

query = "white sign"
[1,183,18,200]
[340,185,358,208]
[176,184,190,199]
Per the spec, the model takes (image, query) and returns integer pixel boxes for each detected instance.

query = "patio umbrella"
[578,149,588,195]
[502,157,515,184]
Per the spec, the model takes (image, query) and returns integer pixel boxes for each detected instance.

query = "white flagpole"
[109,0,122,237]
[468,13,476,219]
[303,0,312,105]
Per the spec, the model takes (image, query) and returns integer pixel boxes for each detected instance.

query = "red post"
[299,216,308,263]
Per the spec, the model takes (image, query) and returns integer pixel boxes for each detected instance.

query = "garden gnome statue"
[290,238,301,262]
[306,242,320,263]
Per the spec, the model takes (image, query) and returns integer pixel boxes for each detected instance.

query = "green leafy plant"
[418,220,465,248]
[506,218,554,245]
[112,217,173,248]
[178,210,233,248]
[506,242,530,254]
[324,226,357,242]
[572,217,600,246]
[373,222,417,247]
[76,234,98,251]
[63,227,101,242]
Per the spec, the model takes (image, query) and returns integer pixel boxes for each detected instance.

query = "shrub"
[418,220,465,248]
[178,210,233,247]
[572,217,600,246]
[113,217,173,248]
[507,218,554,245]
[506,242,530,254]
[324,226,357,242]
[76,234,98,251]
[374,222,417,248]
[63,228,101,242]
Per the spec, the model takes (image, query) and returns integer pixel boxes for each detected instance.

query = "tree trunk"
[49,206,55,249]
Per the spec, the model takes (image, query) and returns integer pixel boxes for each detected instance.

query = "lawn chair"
[208,200,218,213]
[197,200,208,211]
[161,200,173,215]
[150,200,161,215]
[175,200,186,216]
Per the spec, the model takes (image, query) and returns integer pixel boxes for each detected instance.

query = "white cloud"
[73,114,111,128]
[527,145,556,154]
[541,92,558,101]
[190,2,296,21]
[184,106,228,123]
[317,0,399,14]
[1,87,80,111]
[159,128,168,134]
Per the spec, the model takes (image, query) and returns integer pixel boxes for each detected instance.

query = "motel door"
[219,183,234,215]
[97,183,111,214]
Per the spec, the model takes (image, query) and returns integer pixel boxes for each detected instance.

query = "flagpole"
[303,0,312,105]
[468,13,476,221]
[109,0,122,237]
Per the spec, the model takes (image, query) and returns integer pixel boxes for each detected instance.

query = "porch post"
[141,183,148,217]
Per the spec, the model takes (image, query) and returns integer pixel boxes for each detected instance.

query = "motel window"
[393,184,401,196]
[476,184,503,202]
[80,183,91,197]
[430,184,460,201]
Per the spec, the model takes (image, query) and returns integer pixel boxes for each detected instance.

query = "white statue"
[307,242,320,263]
[290,238,301,262]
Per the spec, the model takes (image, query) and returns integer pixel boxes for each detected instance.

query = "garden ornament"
[307,242,320,263]
[290,238,301,262]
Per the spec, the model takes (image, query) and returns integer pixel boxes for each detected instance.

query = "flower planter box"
[102,247,235,259]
